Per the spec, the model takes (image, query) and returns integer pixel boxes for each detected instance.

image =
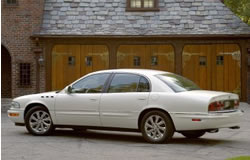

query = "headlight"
[11,101,20,108]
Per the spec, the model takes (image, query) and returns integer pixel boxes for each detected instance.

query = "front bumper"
[171,109,244,131]
[7,108,25,124]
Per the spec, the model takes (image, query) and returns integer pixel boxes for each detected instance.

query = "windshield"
[156,73,200,92]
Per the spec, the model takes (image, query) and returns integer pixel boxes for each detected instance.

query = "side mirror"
[67,86,72,93]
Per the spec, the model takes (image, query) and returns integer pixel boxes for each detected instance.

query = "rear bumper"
[171,109,243,131]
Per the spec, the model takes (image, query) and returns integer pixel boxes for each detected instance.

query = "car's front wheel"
[25,106,54,136]
[141,110,174,143]
[180,131,206,138]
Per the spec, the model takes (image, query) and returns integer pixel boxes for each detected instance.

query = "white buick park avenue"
[8,69,243,143]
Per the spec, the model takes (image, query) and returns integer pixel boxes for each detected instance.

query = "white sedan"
[8,69,243,143]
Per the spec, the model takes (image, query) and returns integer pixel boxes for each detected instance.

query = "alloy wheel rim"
[144,115,166,140]
[29,110,51,134]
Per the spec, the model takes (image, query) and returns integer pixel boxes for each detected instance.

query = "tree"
[224,0,250,25]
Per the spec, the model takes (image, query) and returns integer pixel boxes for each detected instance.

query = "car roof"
[91,69,169,76]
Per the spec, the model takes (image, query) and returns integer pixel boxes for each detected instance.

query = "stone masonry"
[39,0,250,36]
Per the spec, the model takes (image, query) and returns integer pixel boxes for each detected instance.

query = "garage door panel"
[80,45,92,75]
[52,45,81,90]
[117,45,175,72]
[145,45,152,69]
[92,45,109,71]
[214,44,224,91]
[133,45,146,69]
[158,45,175,72]
[52,45,109,91]
[117,45,132,68]
[223,44,241,95]
[182,44,241,96]
[183,45,210,90]
[66,45,81,86]
[223,54,229,92]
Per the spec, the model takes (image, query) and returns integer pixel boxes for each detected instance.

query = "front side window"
[156,73,200,92]
[72,73,110,93]
[108,74,141,93]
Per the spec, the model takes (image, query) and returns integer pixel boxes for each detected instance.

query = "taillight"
[234,100,239,109]
[208,100,239,112]
[208,101,224,111]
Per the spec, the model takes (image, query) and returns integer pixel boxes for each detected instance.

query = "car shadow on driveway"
[26,129,235,145]
[51,129,146,143]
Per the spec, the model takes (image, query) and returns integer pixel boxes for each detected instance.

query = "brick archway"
[1,45,12,98]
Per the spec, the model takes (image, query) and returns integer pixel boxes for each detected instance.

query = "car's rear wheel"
[141,110,174,143]
[180,131,206,138]
[25,106,54,136]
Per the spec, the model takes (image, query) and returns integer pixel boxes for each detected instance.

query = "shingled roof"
[39,0,250,36]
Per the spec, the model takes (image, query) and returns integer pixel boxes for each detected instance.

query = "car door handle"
[90,98,97,101]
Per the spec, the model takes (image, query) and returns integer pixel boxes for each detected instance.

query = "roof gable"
[40,0,250,36]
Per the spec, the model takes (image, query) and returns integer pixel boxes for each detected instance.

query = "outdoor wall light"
[38,56,45,66]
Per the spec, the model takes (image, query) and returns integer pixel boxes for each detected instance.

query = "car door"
[55,73,111,126]
[100,73,150,129]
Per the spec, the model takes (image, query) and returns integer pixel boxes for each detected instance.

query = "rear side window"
[108,74,150,93]
[108,74,141,93]
[138,77,150,92]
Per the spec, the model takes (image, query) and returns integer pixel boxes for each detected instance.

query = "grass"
[226,156,250,160]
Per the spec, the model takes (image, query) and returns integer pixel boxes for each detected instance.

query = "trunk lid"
[177,90,239,112]
[177,90,238,101]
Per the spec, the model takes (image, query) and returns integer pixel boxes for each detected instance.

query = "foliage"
[224,0,250,25]
[226,156,250,160]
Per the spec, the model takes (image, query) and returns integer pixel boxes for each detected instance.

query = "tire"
[140,110,174,143]
[25,106,54,136]
[180,131,206,139]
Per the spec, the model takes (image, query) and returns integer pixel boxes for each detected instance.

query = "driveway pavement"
[1,103,250,160]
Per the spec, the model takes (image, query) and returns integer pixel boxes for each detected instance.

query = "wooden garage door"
[52,45,109,90]
[183,44,241,96]
[117,45,175,72]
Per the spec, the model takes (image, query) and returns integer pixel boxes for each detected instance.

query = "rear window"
[156,73,200,92]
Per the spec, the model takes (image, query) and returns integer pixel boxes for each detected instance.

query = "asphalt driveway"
[1,103,250,160]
